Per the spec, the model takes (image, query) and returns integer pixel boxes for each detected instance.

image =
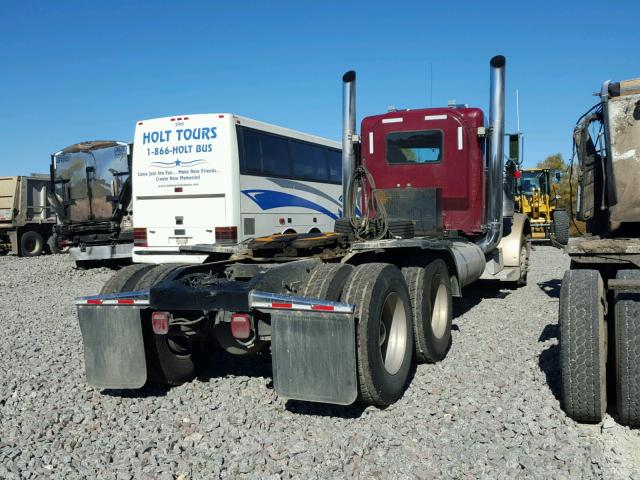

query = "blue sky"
[1,1,638,175]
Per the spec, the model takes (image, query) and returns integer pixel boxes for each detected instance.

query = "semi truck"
[49,141,134,268]
[74,56,531,407]
[0,174,57,256]
[559,77,640,426]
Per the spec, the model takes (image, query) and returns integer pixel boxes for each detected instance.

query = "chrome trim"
[250,290,354,314]
[477,55,506,254]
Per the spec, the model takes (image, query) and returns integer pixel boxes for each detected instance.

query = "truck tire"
[302,263,354,301]
[516,236,530,286]
[553,210,570,245]
[559,269,607,423]
[342,263,414,406]
[100,263,156,294]
[402,259,452,363]
[614,270,640,427]
[134,264,204,386]
[20,230,43,257]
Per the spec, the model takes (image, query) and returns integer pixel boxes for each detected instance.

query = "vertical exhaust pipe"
[342,71,357,221]
[477,55,506,254]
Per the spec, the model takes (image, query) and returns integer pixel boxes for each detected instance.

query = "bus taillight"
[134,228,148,247]
[215,226,238,245]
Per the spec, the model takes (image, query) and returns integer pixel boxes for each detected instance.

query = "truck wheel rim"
[379,292,407,375]
[432,283,449,339]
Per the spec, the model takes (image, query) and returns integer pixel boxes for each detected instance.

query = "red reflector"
[117,299,135,305]
[138,122,143,125]
[312,304,334,311]
[230,313,252,339]
[215,226,238,245]
[151,312,169,335]
[183,116,189,120]
[170,118,176,121]
[177,117,182,121]
[87,299,102,305]
[134,227,148,247]
[278,217,285,225]
[272,302,292,309]
[174,187,183,193]
[218,115,224,118]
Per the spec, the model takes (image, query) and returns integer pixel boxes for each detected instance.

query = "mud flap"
[271,310,357,405]
[77,305,147,388]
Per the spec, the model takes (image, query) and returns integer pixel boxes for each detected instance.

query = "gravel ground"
[1,246,640,479]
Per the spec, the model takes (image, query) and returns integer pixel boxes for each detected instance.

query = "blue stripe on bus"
[241,189,339,220]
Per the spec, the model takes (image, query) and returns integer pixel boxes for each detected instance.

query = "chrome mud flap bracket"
[251,291,357,405]
[75,292,149,389]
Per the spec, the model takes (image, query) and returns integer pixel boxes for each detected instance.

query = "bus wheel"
[303,263,354,301]
[20,230,43,257]
[136,264,207,386]
[559,269,607,423]
[402,259,452,363]
[342,263,414,406]
[614,270,640,427]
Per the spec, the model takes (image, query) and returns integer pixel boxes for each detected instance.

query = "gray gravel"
[1,246,640,479]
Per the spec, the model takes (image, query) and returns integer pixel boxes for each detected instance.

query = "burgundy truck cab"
[360,107,486,237]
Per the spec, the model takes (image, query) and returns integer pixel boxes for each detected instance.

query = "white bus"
[132,113,342,264]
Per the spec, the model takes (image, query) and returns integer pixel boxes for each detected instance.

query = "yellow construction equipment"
[515,168,569,244]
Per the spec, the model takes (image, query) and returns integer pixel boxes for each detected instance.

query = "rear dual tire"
[402,260,452,363]
[101,263,201,387]
[614,270,640,427]
[559,269,607,423]
[342,263,414,406]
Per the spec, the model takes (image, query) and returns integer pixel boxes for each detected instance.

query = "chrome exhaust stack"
[342,70,357,221]
[477,55,506,254]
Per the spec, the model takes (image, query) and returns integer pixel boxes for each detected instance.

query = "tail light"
[134,227,148,247]
[230,313,252,340]
[215,226,238,245]
[151,311,170,335]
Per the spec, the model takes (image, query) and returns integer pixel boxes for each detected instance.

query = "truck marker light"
[138,122,143,125]
[170,118,176,121]
[87,299,103,305]
[369,132,374,154]
[218,115,224,118]
[382,117,403,124]
[458,126,463,150]
[230,313,251,339]
[174,187,183,193]
[117,299,135,305]
[183,117,189,120]
[271,302,292,309]
[151,312,170,335]
[425,114,447,121]
[279,217,285,225]
[311,305,334,311]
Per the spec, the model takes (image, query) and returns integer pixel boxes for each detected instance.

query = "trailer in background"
[0,175,57,256]
[49,141,133,268]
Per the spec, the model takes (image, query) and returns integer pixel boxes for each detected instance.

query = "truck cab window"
[386,130,443,164]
